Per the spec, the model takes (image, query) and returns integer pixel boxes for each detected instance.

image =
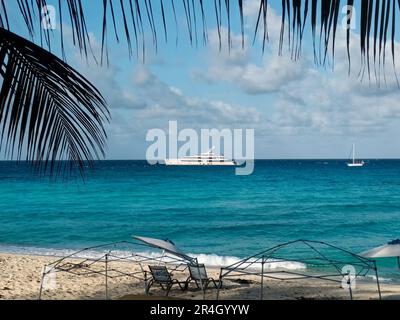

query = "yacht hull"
[165,159,236,166]
[165,147,236,166]
[347,163,365,167]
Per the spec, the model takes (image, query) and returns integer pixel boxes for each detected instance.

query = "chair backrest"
[148,265,172,283]
[188,264,208,281]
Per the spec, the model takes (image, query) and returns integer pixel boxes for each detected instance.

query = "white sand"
[0,253,399,300]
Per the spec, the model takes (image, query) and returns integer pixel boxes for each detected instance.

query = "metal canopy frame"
[217,240,382,300]
[38,240,197,300]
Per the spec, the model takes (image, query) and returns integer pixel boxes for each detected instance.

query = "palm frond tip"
[1,0,399,77]
[0,28,110,175]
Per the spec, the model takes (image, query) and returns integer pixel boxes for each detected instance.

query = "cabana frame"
[38,239,199,300]
[217,240,381,300]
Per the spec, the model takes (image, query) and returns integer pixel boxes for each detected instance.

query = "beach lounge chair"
[187,264,222,291]
[147,265,187,296]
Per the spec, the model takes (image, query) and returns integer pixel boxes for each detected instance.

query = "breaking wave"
[0,245,306,271]
[191,253,307,270]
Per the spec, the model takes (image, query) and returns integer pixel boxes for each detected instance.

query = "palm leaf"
[1,0,399,79]
[0,27,109,176]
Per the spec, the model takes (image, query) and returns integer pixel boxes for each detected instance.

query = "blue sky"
[6,0,400,159]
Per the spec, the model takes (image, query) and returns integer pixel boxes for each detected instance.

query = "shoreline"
[1,252,399,300]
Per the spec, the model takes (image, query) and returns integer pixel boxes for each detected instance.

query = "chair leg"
[185,278,191,290]
[146,280,154,295]
[171,280,187,292]
[166,284,172,297]
[209,278,222,289]
[177,282,185,291]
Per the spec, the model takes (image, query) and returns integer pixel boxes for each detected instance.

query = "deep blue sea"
[1,160,400,281]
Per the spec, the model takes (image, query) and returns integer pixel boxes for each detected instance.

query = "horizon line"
[1,158,400,162]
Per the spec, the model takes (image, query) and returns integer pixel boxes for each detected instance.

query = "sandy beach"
[1,253,399,300]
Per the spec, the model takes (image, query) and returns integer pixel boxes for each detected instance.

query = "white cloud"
[60,2,400,158]
[131,67,261,128]
[194,4,400,139]
[72,55,262,157]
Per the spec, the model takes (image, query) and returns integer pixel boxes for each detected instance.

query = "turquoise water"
[0,160,400,280]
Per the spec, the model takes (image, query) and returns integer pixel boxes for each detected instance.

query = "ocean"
[0,160,400,281]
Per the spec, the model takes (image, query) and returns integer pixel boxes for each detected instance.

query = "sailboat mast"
[346,143,364,167]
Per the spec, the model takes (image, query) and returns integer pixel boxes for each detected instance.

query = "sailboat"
[347,144,365,167]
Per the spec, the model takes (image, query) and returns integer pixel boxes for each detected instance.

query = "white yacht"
[165,148,236,166]
[347,144,365,167]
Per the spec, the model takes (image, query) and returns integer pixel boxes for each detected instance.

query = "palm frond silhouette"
[0,27,109,176]
[0,1,399,174]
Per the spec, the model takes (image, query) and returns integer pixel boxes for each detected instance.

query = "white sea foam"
[0,245,306,270]
[4,245,400,284]
[191,253,307,270]
[190,253,242,267]
[366,275,394,283]
[0,245,78,258]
